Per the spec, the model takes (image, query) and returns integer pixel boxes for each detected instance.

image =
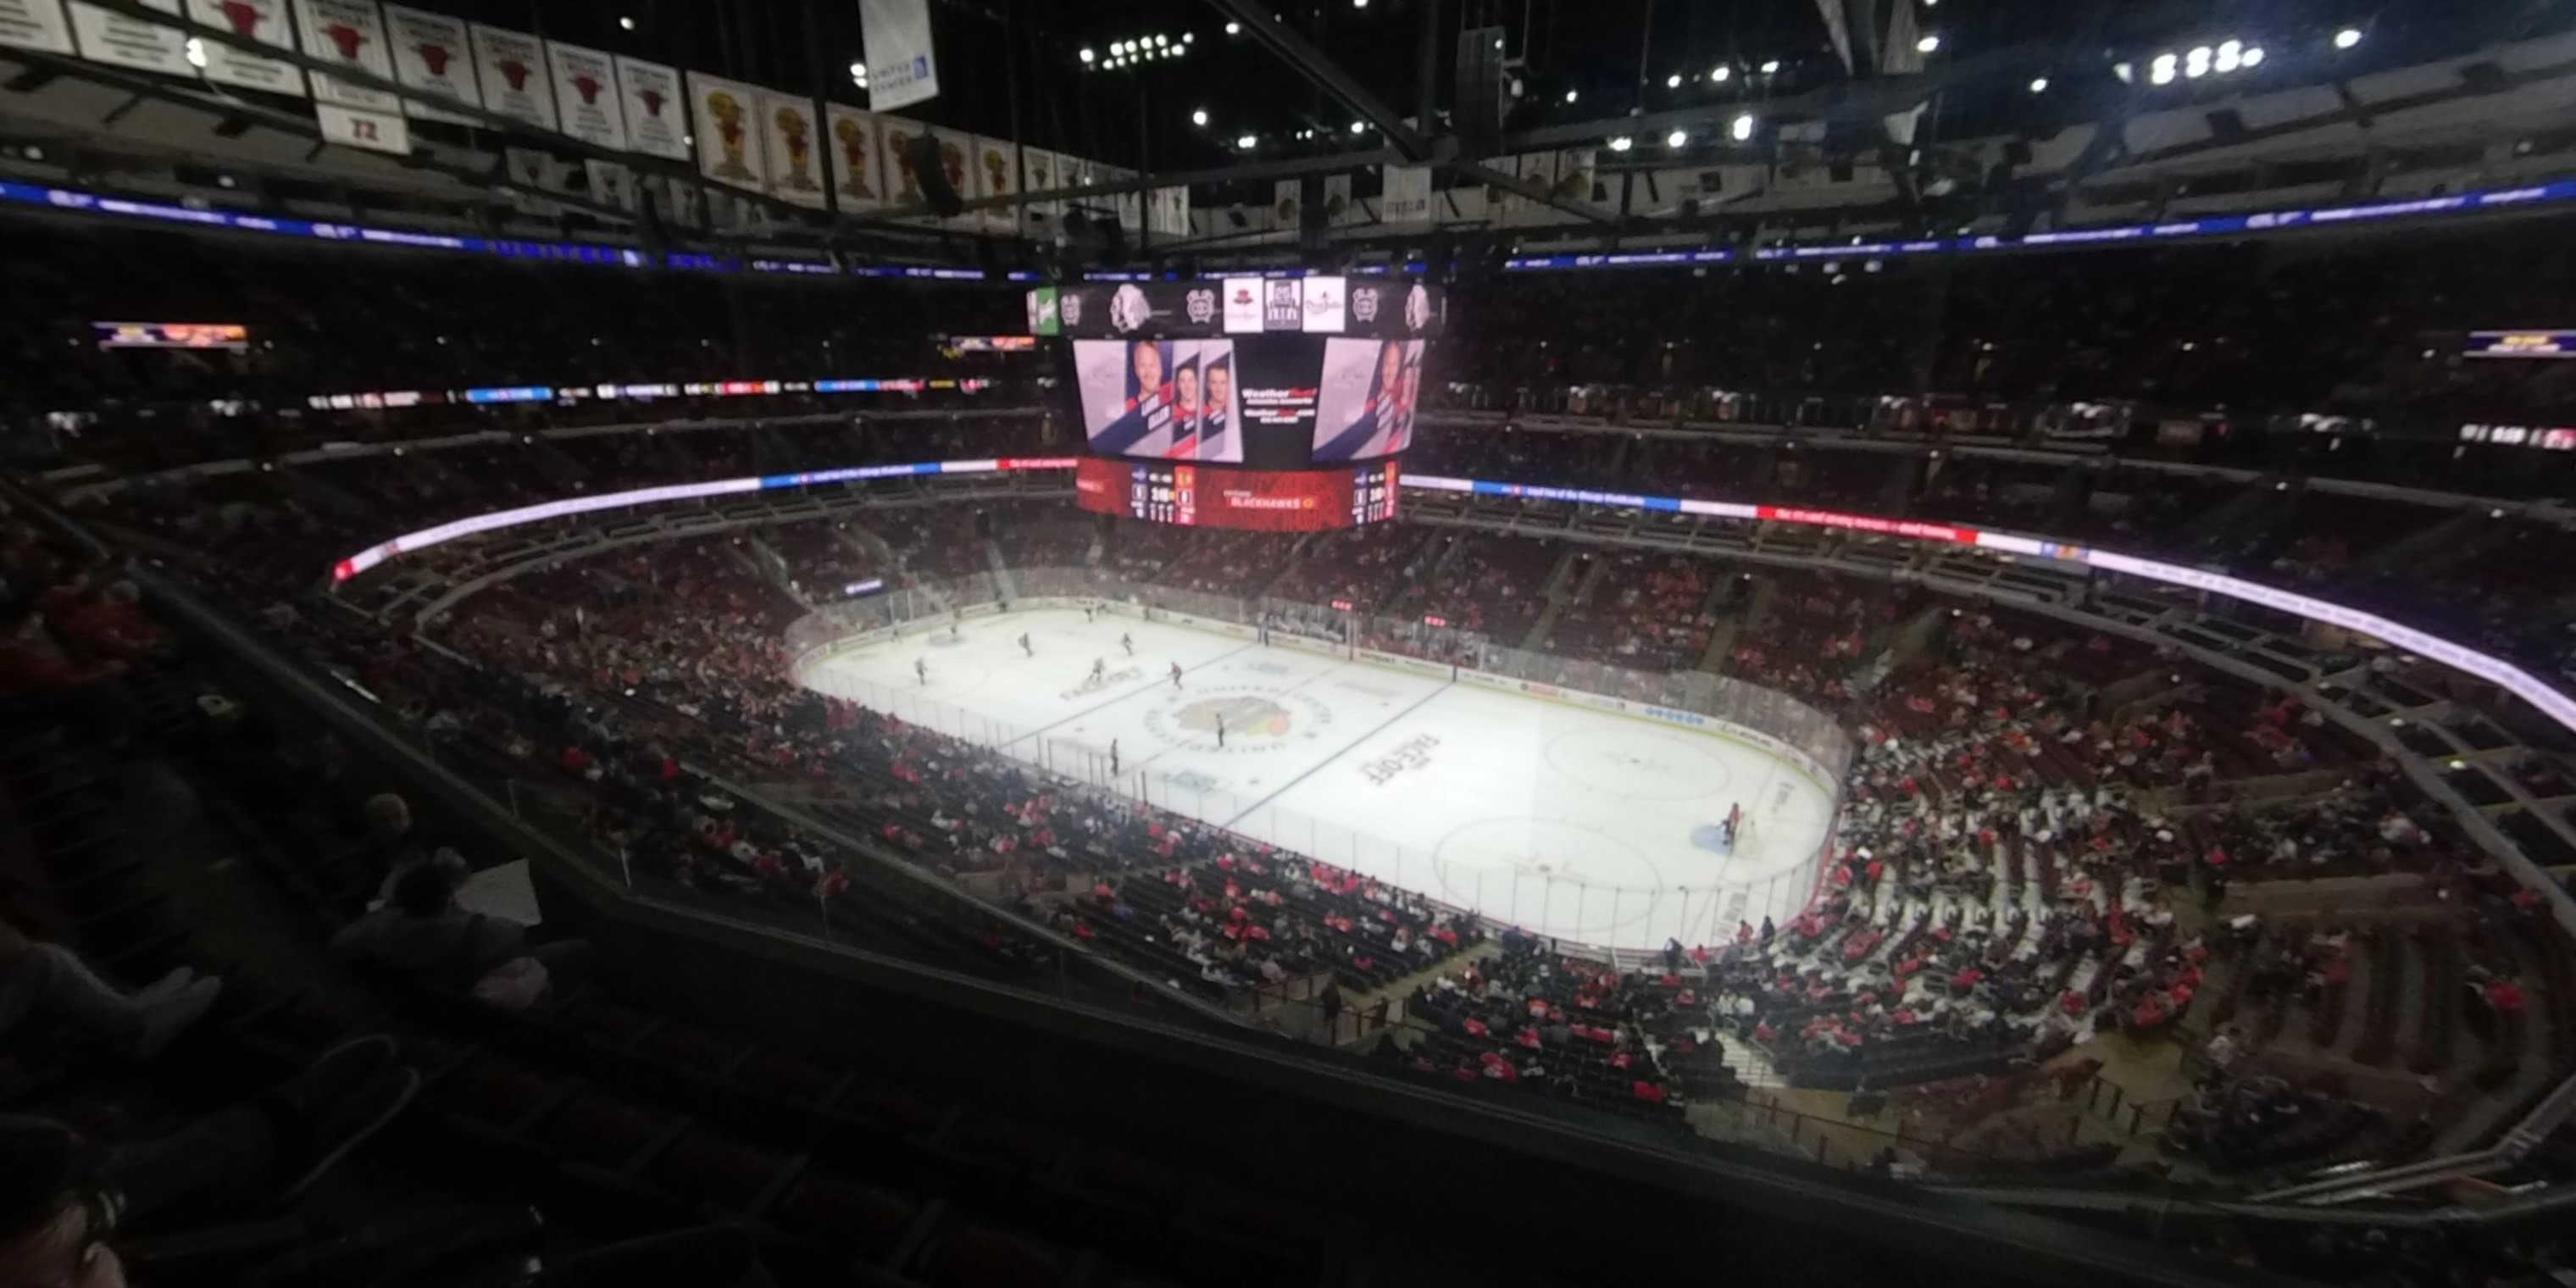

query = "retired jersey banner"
[1272,177,1300,231]
[0,0,75,54]
[295,0,397,112]
[758,91,826,208]
[686,71,767,191]
[469,22,553,131]
[186,0,303,95]
[585,158,633,210]
[823,103,886,209]
[383,6,474,121]
[613,54,686,160]
[67,0,185,75]
[1019,147,1061,231]
[545,40,624,150]
[857,0,936,110]
[969,136,1016,231]
[1382,164,1431,225]
[315,100,408,153]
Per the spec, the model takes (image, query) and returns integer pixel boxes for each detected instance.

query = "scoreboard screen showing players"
[92,321,251,350]
[1046,277,1440,469]
[1073,458,1402,531]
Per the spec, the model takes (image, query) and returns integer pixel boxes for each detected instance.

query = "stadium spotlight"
[1607,135,1634,152]
[1666,129,1689,147]
[1183,31,1193,42]
[2112,61,2134,83]
[849,60,867,82]
[2334,27,2362,49]
[183,36,207,67]
[2215,39,2241,72]
[1225,20,1241,34]
[1235,133,1257,149]
[1915,34,1940,54]
[1759,59,1780,74]
[1152,33,1166,47]
[1711,65,1730,82]
[1191,108,1208,125]
[1729,113,1755,141]
[1079,47,1095,63]
[2029,76,2049,92]
[1563,88,1579,103]
[1350,120,1367,135]
[2241,46,2265,66]
[2149,53,2178,85]
[1666,73,1682,87]
[2185,46,2212,77]
[618,15,635,31]
[1353,0,1367,7]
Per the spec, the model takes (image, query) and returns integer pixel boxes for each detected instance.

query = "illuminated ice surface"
[800,608,1836,948]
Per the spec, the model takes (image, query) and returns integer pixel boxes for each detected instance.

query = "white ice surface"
[802,608,1836,948]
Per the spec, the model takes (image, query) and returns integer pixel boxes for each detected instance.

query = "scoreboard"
[1074,458,1402,531]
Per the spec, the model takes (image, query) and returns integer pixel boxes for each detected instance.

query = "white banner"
[1152,185,1192,237]
[880,117,924,204]
[823,103,887,209]
[315,101,408,154]
[1552,147,1597,204]
[758,90,826,208]
[545,40,625,150]
[639,171,700,228]
[686,70,767,191]
[1322,172,1355,225]
[382,5,474,120]
[857,0,936,110]
[1108,165,1141,233]
[969,135,1016,231]
[469,22,553,131]
[613,54,686,160]
[1017,147,1060,231]
[295,0,397,112]
[1382,164,1431,225]
[0,0,75,55]
[67,0,184,75]
[186,0,302,95]
[1273,177,1301,230]
[584,157,632,210]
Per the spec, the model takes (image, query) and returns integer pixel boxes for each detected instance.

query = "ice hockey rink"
[798,607,1839,948]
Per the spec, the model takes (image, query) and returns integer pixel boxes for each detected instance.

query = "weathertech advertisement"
[1072,458,1399,530]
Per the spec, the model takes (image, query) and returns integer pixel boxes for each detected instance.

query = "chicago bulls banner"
[186,0,303,95]
[381,4,474,120]
[66,0,187,75]
[613,53,686,161]
[822,103,886,211]
[686,70,768,192]
[294,0,396,111]
[880,118,922,203]
[545,40,625,150]
[469,21,554,131]
[1018,147,1060,233]
[0,0,76,55]
[970,135,1016,232]
[757,89,826,208]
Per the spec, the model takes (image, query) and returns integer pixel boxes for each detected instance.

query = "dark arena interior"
[14,0,2576,1285]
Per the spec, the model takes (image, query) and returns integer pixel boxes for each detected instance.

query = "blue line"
[1221,670,1455,830]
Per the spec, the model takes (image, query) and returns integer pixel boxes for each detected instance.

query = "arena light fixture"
[1607,135,1633,152]
[1666,73,1682,87]
[1915,34,1940,54]
[2149,53,2178,85]
[1666,129,1689,147]
[1225,19,1241,34]
[1235,133,1257,150]
[1079,47,1095,63]
[1350,120,1367,135]
[2029,76,2049,92]
[2334,27,2363,49]
[183,36,207,67]
[1191,108,1208,125]
[2240,46,2265,66]
[1564,88,1579,103]
[2215,39,2242,72]
[2185,45,2212,77]
[1183,31,1193,42]
[618,15,635,31]
[1710,65,1730,82]
[1730,113,1755,142]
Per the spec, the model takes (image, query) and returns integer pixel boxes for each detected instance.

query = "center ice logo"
[1176,696,1292,738]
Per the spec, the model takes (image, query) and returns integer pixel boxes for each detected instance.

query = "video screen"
[93,322,250,351]
[1312,339,1424,461]
[1072,339,1245,463]
[1073,458,1402,530]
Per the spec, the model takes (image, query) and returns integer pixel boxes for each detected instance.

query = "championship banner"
[186,0,303,96]
[469,22,554,131]
[823,103,886,209]
[545,40,625,150]
[686,70,767,192]
[294,0,397,112]
[0,0,76,55]
[757,90,826,208]
[584,158,632,210]
[1382,164,1432,225]
[1146,185,1189,238]
[1272,177,1300,231]
[613,54,686,160]
[1108,166,1142,235]
[880,118,924,203]
[1552,147,1597,205]
[857,0,936,110]
[1019,147,1061,232]
[1322,173,1355,226]
[383,5,475,120]
[969,135,1017,231]
[66,0,186,75]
